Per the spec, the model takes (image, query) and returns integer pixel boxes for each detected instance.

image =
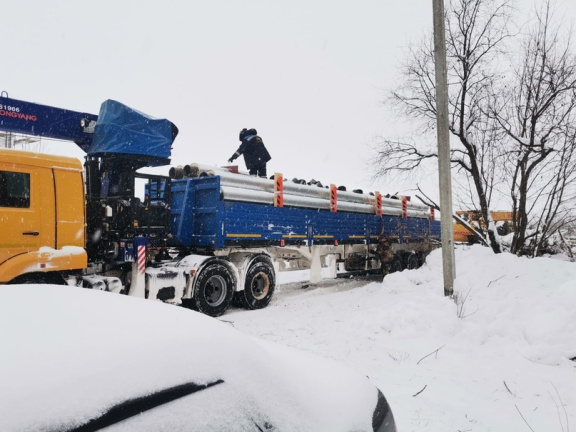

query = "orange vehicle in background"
[454,210,514,244]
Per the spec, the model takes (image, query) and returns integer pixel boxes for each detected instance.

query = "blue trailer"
[140,170,441,316]
[170,175,439,250]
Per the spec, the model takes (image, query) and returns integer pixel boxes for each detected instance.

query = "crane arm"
[0,95,98,152]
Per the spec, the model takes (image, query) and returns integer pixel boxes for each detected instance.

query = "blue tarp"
[89,100,177,165]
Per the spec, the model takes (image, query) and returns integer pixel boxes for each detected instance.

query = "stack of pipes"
[169,163,431,218]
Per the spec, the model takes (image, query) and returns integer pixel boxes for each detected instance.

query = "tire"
[236,257,275,310]
[390,255,404,273]
[9,271,67,285]
[122,269,132,295]
[404,253,420,270]
[193,262,234,317]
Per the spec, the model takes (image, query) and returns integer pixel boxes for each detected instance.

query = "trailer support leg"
[327,254,337,279]
[309,247,323,285]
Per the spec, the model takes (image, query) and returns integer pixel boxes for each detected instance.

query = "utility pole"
[432,0,455,296]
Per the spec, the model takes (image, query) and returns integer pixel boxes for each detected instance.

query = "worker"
[228,128,271,177]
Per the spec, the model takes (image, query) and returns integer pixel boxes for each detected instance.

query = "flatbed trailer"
[141,170,441,316]
[171,175,439,249]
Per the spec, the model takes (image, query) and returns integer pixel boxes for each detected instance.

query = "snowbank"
[229,245,576,432]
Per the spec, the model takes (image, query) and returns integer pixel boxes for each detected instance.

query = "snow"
[23,246,86,272]
[1,245,574,431]
[227,245,576,431]
[0,285,378,432]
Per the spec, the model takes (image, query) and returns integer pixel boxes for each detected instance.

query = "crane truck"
[0,95,441,316]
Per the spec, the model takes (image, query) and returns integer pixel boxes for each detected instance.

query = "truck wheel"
[237,259,275,310]
[9,272,66,285]
[193,262,234,317]
[390,256,404,273]
[404,253,420,270]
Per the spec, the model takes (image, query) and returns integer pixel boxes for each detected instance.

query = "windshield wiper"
[63,379,224,432]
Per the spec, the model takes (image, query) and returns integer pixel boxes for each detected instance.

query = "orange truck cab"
[0,149,87,283]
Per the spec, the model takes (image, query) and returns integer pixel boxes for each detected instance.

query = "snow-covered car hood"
[0,285,394,431]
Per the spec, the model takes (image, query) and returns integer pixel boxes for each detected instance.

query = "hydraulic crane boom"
[0,94,98,151]
[0,94,178,287]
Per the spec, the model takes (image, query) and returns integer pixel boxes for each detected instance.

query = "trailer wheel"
[237,258,275,310]
[405,253,420,270]
[193,262,234,317]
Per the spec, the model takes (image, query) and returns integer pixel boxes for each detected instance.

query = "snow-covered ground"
[228,245,576,431]
[2,245,574,431]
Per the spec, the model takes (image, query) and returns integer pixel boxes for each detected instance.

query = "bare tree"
[528,130,576,256]
[374,0,515,253]
[488,0,576,255]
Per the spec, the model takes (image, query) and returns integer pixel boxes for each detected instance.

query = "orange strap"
[274,173,284,207]
[330,184,337,212]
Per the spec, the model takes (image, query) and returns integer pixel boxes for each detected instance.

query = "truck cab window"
[0,171,30,208]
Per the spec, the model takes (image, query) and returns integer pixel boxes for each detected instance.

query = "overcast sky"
[3,0,576,197]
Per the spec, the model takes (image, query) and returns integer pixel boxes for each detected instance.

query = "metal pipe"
[169,165,184,179]
[183,163,234,178]
[183,164,199,178]
[217,171,430,211]
[171,162,431,214]
[220,186,431,217]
